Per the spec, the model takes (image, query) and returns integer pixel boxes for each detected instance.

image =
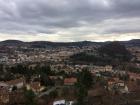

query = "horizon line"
[0,38,139,43]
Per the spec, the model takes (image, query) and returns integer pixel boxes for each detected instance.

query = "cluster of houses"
[0,64,140,105]
[0,45,98,65]
[0,75,78,104]
[0,78,25,104]
[51,64,113,74]
[49,66,140,105]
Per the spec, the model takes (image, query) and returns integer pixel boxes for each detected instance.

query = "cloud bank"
[0,0,140,41]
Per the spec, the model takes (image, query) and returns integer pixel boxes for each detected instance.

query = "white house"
[53,100,74,105]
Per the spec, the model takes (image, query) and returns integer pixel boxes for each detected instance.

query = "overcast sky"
[0,0,140,42]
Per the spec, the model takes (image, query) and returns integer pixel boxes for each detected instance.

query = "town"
[0,40,140,105]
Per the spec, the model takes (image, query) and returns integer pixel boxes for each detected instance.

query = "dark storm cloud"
[0,0,140,40]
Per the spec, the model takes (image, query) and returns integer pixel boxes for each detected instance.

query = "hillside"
[0,40,102,48]
[70,41,132,65]
[0,39,139,48]
[98,41,132,61]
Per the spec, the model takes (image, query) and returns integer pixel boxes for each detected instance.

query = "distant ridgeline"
[0,39,139,48]
[70,42,132,65]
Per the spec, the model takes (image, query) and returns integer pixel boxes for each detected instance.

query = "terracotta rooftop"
[64,78,77,84]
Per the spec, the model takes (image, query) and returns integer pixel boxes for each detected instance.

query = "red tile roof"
[64,78,77,85]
